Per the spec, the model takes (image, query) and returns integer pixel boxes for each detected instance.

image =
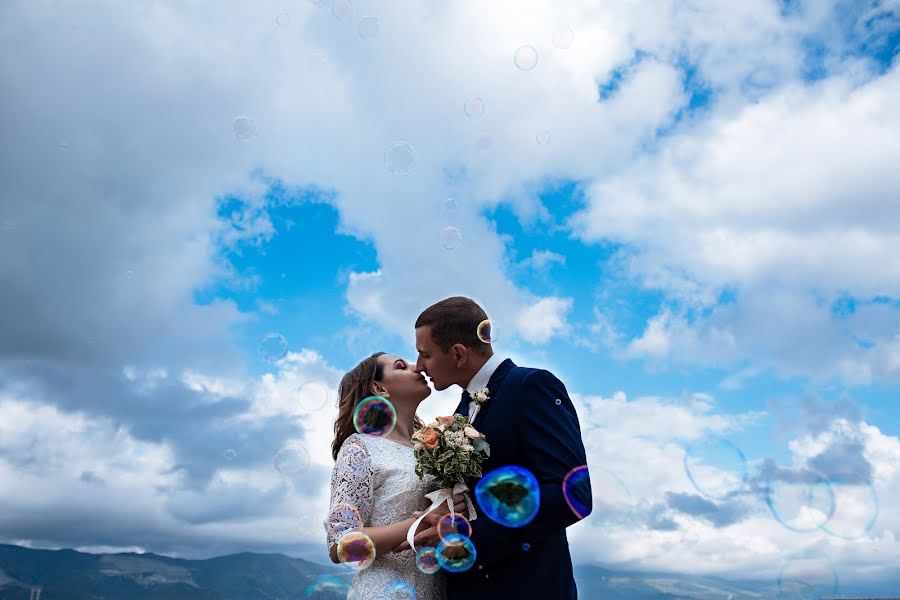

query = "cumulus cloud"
[516,296,574,343]
[566,390,900,581]
[1,0,898,584]
[572,61,900,381]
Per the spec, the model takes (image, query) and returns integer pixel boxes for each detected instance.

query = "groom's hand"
[393,525,442,551]
[422,493,468,525]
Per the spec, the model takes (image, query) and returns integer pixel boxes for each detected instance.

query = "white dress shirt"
[465,353,506,418]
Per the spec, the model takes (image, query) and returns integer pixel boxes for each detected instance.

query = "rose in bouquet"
[405,414,490,551]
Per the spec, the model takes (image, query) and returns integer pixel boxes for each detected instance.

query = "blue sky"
[1,0,900,590]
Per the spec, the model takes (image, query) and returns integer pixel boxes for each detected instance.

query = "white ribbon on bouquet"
[405,482,477,552]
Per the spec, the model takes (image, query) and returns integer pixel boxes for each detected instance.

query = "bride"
[325,352,465,599]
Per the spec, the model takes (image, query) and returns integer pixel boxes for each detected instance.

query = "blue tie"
[459,390,472,416]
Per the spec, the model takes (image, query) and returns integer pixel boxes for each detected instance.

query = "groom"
[412,296,591,599]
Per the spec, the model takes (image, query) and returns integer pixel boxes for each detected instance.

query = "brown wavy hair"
[331,352,425,460]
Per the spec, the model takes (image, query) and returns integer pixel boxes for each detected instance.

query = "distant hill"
[2,544,898,599]
[0,544,347,600]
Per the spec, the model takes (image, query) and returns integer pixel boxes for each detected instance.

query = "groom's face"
[414,326,457,391]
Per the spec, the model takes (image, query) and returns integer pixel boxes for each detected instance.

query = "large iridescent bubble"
[415,547,440,575]
[353,396,397,436]
[337,530,376,570]
[476,319,497,343]
[562,465,591,520]
[438,513,472,540]
[436,534,477,572]
[475,465,540,527]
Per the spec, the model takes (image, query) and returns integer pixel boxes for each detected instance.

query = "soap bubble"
[438,513,472,540]
[332,0,353,21]
[563,465,591,520]
[273,443,310,476]
[765,468,835,533]
[385,141,416,174]
[436,534,477,572]
[536,129,551,145]
[475,465,540,527]
[258,332,288,363]
[297,381,331,413]
[476,319,496,343]
[777,551,838,599]
[464,97,485,118]
[330,503,363,530]
[358,16,380,39]
[590,467,636,527]
[232,116,258,141]
[440,226,462,250]
[337,530,376,570]
[684,436,747,500]
[223,449,236,461]
[820,480,879,540]
[416,547,440,574]
[353,396,397,436]
[514,45,539,70]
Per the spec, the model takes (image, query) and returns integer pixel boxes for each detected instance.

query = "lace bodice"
[326,433,446,599]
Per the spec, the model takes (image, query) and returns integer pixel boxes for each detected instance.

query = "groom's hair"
[415,296,490,355]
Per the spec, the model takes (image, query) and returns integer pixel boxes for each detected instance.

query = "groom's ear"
[451,343,468,367]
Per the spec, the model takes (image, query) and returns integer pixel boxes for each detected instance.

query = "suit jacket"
[447,358,591,600]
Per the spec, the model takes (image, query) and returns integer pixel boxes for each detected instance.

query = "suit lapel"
[471,358,515,426]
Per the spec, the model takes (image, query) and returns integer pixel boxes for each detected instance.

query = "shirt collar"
[465,353,505,395]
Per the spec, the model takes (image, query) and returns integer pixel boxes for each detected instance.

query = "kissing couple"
[325,296,592,599]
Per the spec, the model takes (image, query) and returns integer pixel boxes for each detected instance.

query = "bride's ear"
[369,381,390,398]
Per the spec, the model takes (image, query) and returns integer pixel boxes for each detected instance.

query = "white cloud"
[718,366,762,390]
[516,296,574,344]
[520,249,566,272]
[573,64,900,381]
[567,391,900,581]
[2,0,899,581]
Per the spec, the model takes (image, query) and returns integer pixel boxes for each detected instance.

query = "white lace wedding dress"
[326,433,447,600]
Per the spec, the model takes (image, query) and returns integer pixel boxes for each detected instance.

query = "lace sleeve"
[325,435,375,550]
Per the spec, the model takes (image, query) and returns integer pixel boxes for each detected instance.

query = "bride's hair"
[331,352,424,461]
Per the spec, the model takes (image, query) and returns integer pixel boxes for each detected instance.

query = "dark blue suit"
[448,358,591,599]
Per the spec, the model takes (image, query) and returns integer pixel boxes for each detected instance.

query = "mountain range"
[1,544,897,599]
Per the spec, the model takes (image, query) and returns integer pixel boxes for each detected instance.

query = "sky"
[1,0,899,592]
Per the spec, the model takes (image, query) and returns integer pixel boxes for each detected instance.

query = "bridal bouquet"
[405,415,490,550]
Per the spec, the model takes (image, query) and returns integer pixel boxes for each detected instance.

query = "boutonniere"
[470,387,490,422]
[473,387,490,405]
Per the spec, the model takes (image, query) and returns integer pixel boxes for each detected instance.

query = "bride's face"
[373,354,431,405]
